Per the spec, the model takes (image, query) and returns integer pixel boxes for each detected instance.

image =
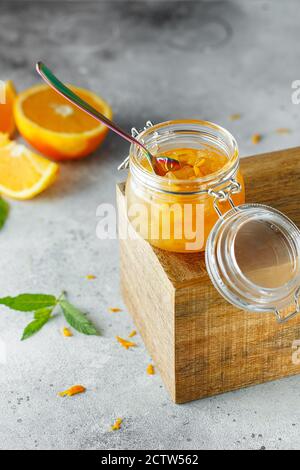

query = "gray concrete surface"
[1,0,300,450]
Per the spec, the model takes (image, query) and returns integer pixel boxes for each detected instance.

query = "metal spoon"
[36,62,180,175]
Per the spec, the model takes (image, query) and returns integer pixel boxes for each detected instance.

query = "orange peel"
[58,385,86,397]
[0,80,17,137]
[116,336,137,350]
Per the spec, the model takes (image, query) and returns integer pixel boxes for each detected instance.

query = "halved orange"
[0,81,17,137]
[0,134,59,200]
[14,84,113,161]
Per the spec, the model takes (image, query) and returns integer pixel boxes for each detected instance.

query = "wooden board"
[117,147,300,403]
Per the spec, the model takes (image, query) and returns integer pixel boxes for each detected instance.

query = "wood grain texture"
[118,186,176,400]
[117,147,300,403]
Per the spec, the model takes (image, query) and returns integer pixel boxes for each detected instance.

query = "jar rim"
[129,119,240,194]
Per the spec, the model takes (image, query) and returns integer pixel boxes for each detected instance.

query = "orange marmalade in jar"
[125,120,245,253]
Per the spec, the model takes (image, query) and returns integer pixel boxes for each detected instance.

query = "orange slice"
[0,133,9,147]
[0,137,59,200]
[14,84,113,161]
[0,81,17,137]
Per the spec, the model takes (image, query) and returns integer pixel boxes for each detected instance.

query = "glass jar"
[123,120,300,322]
[125,120,245,253]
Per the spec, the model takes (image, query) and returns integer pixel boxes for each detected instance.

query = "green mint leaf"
[59,299,100,336]
[21,308,52,341]
[0,294,57,312]
[0,198,9,230]
[34,307,54,320]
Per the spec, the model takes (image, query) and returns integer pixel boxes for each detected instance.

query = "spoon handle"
[36,62,152,161]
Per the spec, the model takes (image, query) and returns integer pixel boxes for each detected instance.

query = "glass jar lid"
[205,204,300,322]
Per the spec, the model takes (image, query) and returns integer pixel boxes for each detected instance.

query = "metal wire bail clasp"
[118,121,154,171]
[274,287,300,323]
[208,178,242,218]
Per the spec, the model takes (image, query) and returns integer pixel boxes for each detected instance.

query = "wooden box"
[117,147,300,404]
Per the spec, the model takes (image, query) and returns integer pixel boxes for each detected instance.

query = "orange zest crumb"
[229,113,241,121]
[111,418,123,431]
[194,158,205,168]
[128,330,137,338]
[193,159,205,177]
[109,307,122,313]
[276,128,291,135]
[116,336,137,350]
[147,364,155,375]
[193,166,199,177]
[251,133,262,144]
[58,385,86,397]
[86,275,96,280]
[62,327,73,337]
